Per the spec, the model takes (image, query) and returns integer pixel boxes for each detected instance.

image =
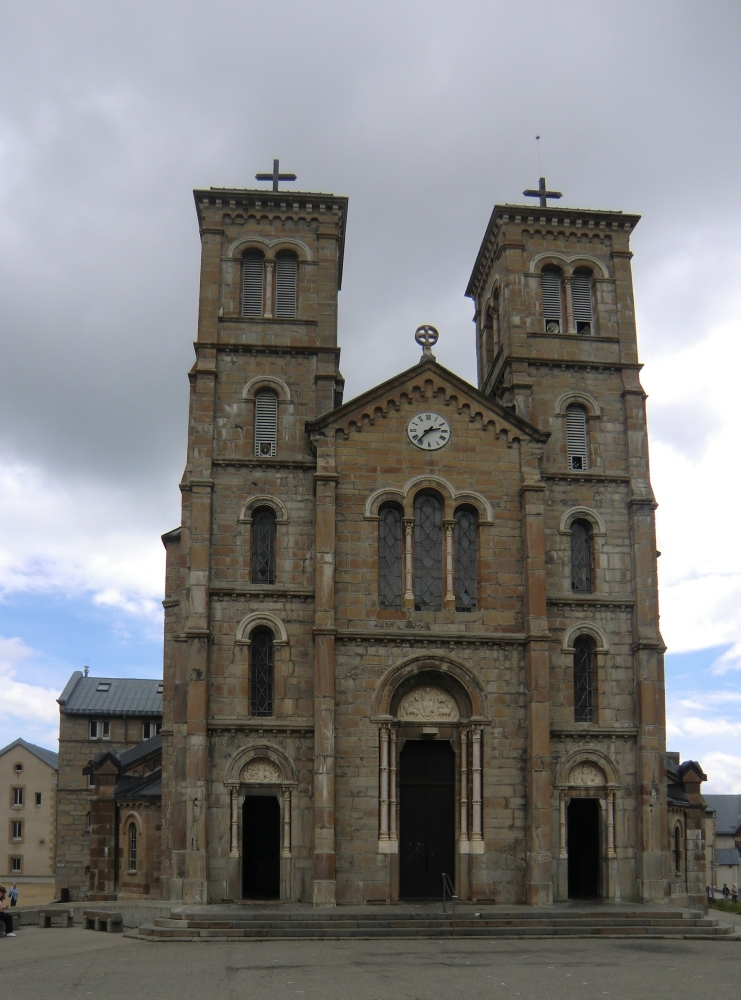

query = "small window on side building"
[35,793,42,806]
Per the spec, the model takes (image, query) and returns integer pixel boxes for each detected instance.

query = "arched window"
[254,389,278,457]
[571,270,593,334]
[541,267,563,333]
[252,507,276,584]
[573,635,596,723]
[378,504,403,609]
[128,822,137,872]
[414,493,442,611]
[454,506,478,611]
[566,405,588,470]
[275,254,298,318]
[250,629,274,717]
[673,824,682,875]
[570,519,593,593]
[242,252,265,317]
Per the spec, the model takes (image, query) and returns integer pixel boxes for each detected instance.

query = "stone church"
[156,171,679,909]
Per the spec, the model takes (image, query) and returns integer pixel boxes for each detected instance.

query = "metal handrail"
[442,872,457,914]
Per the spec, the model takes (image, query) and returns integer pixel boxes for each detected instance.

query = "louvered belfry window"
[566,405,588,470]
[541,269,562,331]
[414,493,442,611]
[571,272,593,334]
[275,255,297,318]
[378,505,403,609]
[252,507,276,584]
[573,635,595,722]
[241,253,264,317]
[254,390,278,457]
[250,629,274,717]
[570,519,592,593]
[454,506,478,611]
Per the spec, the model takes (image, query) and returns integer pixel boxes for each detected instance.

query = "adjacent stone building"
[156,175,686,907]
[705,794,741,890]
[55,671,162,900]
[0,739,58,893]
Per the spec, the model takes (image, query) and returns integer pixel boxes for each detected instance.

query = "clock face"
[407,412,451,451]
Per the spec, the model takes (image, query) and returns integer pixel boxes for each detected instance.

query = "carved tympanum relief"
[569,761,606,786]
[241,758,282,783]
[398,685,459,722]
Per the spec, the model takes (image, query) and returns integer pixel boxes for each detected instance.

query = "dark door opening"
[567,797,601,899]
[399,739,455,900]
[242,795,281,899]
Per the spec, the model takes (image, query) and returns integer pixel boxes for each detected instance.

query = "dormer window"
[96,682,111,692]
[540,268,563,333]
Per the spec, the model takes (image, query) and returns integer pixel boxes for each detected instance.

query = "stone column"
[389,728,397,843]
[444,520,456,609]
[379,725,390,843]
[312,433,337,906]
[607,791,616,858]
[403,518,415,609]
[282,788,292,857]
[230,787,239,858]
[520,442,552,905]
[264,260,274,318]
[559,792,567,858]
[563,275,575,334]
[471,727,484,851]
[459,728,469,845]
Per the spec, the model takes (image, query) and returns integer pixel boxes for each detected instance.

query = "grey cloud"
[648,399,720,460]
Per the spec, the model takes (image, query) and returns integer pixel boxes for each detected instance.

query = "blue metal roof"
[57,672,163,717]
[716,848,741,867]
[0,737,58,770]
[705,795,741,836]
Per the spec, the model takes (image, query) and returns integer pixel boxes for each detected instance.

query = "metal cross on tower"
[522,176,562,208]
[255,159,297,192]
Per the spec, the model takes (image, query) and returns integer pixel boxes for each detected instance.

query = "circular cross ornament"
[407,411,451,451]
[415,324,439,354]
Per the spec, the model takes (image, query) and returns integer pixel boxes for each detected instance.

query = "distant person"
[722,883,730,898]
[732,883,738,903]
[7,884,17,907]
[0,887,15,937]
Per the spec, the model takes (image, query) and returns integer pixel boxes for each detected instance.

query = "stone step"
[153,917,715,931]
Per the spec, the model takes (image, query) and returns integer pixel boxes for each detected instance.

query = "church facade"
[159,178,676,908]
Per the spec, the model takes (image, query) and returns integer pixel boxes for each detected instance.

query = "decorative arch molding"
[554,390,601,418]
[529,251,610,279]
[243,376,292,402]
[224,742,297,787]
[553,747,621,788]
[120,809,143,834]
[364,476,494,523]
[559,506,606,537]
[236,612,288,645]
[226,235,314,262]
[561,621,609,654]
[239,495,289,524]
[372,653,489,721]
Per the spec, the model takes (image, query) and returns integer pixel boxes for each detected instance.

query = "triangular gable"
[308,357,549,443]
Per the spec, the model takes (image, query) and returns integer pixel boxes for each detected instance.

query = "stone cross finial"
[255,159,297,193]
[523,176,562,208]
[415,325,439,361]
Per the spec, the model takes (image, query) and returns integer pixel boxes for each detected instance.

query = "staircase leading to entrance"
[134,903,738,941]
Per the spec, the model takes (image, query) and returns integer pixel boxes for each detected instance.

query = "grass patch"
[710,899,741,915]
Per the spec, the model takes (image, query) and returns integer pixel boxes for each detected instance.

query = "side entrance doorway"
[399,739,455,899]
[242,795,281,899]
[567,797,601,899]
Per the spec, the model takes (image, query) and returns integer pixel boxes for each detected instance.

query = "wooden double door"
[399,740,455,900]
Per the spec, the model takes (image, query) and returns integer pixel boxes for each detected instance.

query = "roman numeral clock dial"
[407,412,451,451]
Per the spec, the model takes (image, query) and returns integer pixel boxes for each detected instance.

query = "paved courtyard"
[0,926,739,1000]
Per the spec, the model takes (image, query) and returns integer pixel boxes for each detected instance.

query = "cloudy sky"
[0,1,740,791]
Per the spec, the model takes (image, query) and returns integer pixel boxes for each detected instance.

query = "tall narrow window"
[674,825,682,874]
[254,390,278,457]
[573,636,595,723]
[252,507,276,584]
[571,271,593,334]
[378,504,403,609]
[541,269,563,332]
[275,255,297,318]
[454,506,478,611]
[128,822,137,872]
[414,493,442,611]
[250,629,275,717]
[566,405,588,470]
[241,253,264,317]
[570,519,593,593]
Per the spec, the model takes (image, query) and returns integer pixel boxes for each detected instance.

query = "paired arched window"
[254,389,278,457]
[541,267,563,332]
[573,635,596,723]
[250,629,274,717]
[128,822,137,872]
[414,492,443,611]
[242,252,264,317]
[252,507,276,584]
[378,504,403,609]
[570,519,593,593]
[566,405,588,470]
[454,506,478,611]
[275,254,297,318]
[541,266,595,335]
[571,269,593,334]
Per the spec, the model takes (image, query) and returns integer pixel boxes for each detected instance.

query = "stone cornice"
[336,629,527,645]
